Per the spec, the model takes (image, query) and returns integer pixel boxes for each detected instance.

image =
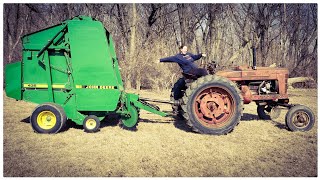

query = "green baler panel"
[68,20,121,111]
[23,51,46,84]
[5,61,22,100]
[48,51,69,85]
[23,90,68,105]
[105,32,124,89]
[22,49,69,105]
[23,51,68,85]
[23,24,66,50]
[76,89,121,111]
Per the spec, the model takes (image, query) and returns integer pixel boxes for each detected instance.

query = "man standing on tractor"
[160,45,208,115]
[160,45,208,78]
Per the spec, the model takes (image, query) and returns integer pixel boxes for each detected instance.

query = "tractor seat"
[182,72,198,80]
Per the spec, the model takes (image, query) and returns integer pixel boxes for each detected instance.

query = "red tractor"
[170,48,315,135]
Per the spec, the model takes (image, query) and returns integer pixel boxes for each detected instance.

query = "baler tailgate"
[5,61,22,100]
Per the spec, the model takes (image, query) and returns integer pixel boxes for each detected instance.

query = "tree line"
[3,3,317,90]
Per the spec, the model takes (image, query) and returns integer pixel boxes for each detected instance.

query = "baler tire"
[181,75,243,135]
[30,103,67,134]
[120,106,139,131]
[83,115,100,133]
[285,105,315,132]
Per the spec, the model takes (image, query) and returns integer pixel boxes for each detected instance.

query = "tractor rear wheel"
[30,103,67,134]
[182,75,243,135]
[83,115,101,133]
[285,105,315,132]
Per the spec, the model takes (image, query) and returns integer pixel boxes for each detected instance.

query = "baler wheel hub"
[83,115,100,133]
[37,111,57,130]
[86,119,97,130]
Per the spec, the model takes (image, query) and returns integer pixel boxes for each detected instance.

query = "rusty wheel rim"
[292,111,310,128]
[193,86,236,128]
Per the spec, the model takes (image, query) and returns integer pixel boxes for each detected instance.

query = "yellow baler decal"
[52,84,66,88]
[23,84,116,89]
[23,84,65,89]
[75,85,117,89]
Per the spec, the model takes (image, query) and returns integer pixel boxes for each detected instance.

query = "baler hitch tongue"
[139,99,160,111]
[131,99,167,117]
[139,97,183,106]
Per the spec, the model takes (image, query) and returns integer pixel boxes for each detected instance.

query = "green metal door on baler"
[68,19,121,111]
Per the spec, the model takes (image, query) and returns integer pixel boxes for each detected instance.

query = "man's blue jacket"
[160,53,203,73]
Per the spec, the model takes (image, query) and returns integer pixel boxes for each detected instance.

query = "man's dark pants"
[187,68,208,78]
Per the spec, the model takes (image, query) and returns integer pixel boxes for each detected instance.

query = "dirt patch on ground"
[3,89,317,177]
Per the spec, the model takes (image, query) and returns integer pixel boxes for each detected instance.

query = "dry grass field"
[3,88,317,177]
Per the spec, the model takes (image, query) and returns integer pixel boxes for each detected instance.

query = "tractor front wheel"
[83,115,101,133]
[285,105,315,132]
[30,103,67,134]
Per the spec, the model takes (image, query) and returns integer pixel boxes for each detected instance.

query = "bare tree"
[3,3,317,90]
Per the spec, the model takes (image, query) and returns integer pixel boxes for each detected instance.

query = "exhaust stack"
[252,47,257,70]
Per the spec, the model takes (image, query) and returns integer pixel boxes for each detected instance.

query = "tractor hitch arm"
[139,97,182,106]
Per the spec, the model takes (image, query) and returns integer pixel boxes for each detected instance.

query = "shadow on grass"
[240,113,287,130]
[21,116,30,123]
[139,118,173,124]
[65,114,122,132]
[270,120,288,130]
[139,111,175,124]
[240,113,260,121]
[140,110,192,133]
[173,119,192,133]
[139,112,287,133]
[20,112,288,133]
